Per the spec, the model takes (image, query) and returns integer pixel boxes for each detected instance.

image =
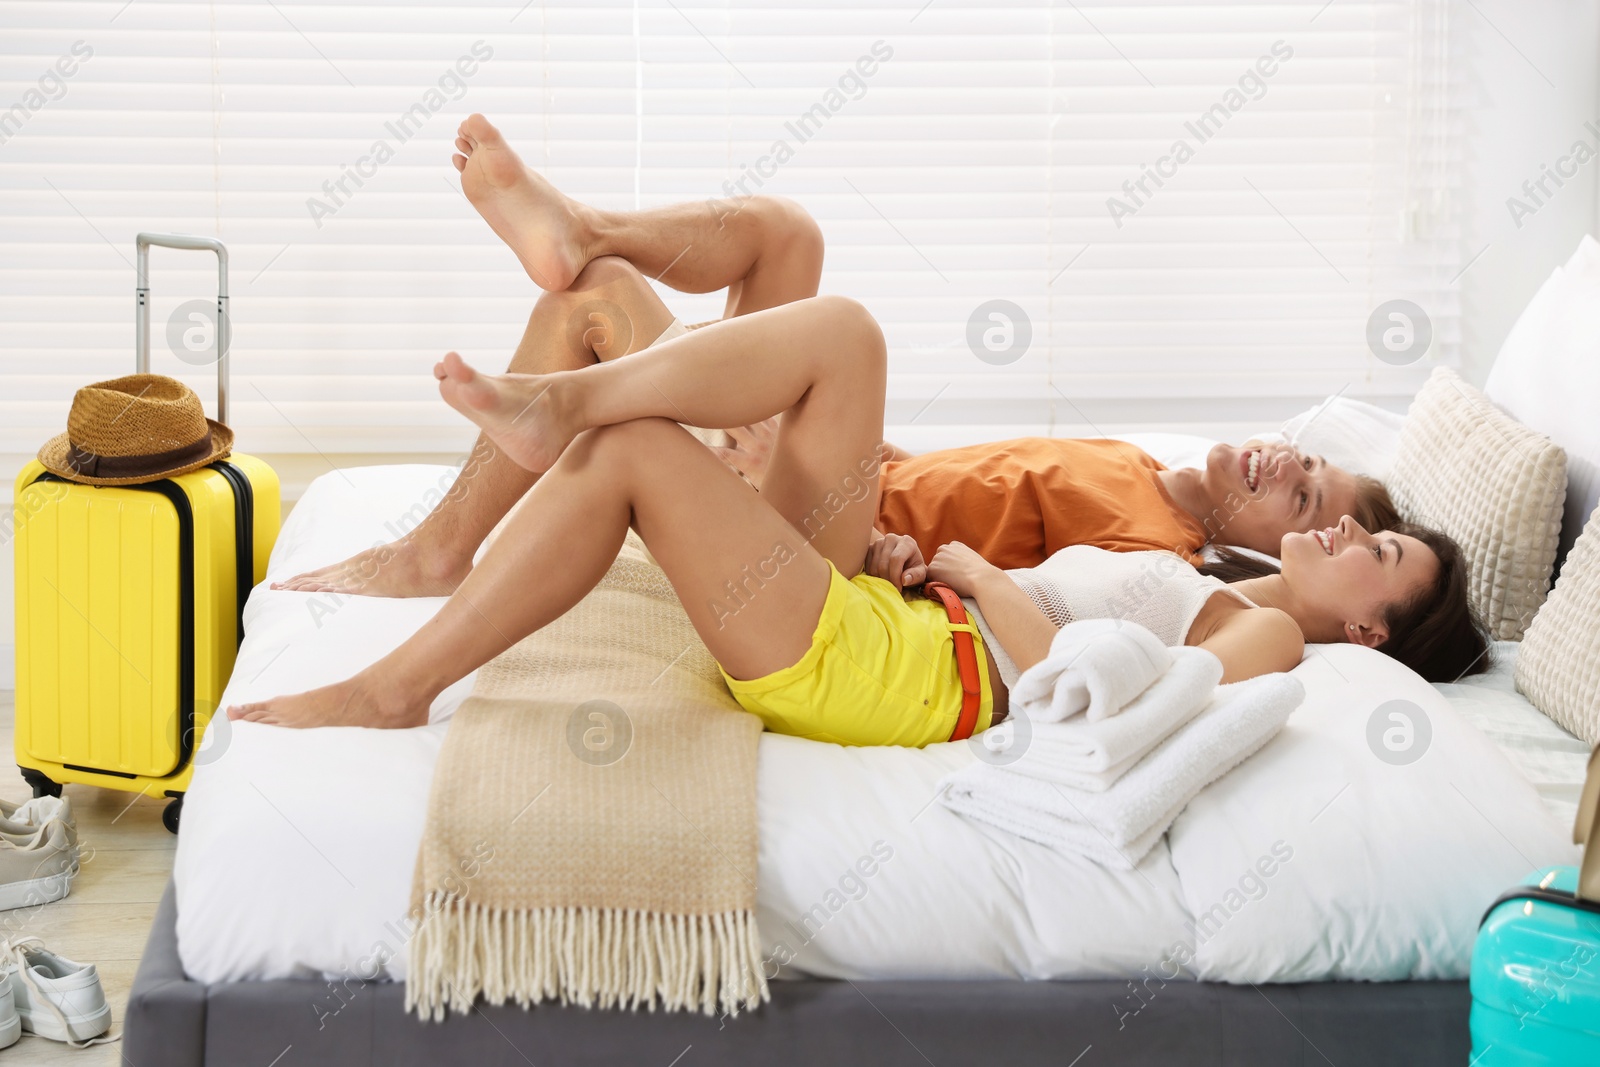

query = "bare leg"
[278,115,825,597]
[436,295,887,570]
[453,114,824,315]
[587,195,823,318]
[274,256,676,596]
[228,302,886,728]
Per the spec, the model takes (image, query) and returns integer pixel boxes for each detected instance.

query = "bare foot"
[272,538,471,597]
[453,113,591,291]
[434,351,584,473]
[227,672,429,729]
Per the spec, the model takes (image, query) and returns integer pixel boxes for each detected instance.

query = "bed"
[124,236,1600,1067]
[121,448,1579,1065]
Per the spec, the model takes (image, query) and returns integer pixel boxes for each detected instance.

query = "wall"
[1455,1,1600,384]
[3,7,1599,686]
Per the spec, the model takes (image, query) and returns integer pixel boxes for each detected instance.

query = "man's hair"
[1352,475,1400,533]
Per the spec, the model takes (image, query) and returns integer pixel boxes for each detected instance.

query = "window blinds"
[2,0,1458,461]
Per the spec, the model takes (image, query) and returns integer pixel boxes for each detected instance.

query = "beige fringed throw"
[406,533,767,1021]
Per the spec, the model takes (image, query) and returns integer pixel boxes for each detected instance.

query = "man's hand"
[711,418,779,489]
[864,532,928,589]
[926,541,1002,597]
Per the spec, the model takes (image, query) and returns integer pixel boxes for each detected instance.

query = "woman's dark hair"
[1196,546,1280,585]
[1197,523,1491,682]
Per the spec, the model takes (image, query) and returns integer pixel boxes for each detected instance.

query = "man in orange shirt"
[277,132,1395,598]
[717,425,1395,586]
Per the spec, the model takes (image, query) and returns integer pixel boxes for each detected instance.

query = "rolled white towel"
[939,673,1305,869]
[1010,618,1174,723]
[1007,647,1223,792]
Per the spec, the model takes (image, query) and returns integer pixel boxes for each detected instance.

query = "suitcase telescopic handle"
[1578,746,1600,902]
[135,232,231,424]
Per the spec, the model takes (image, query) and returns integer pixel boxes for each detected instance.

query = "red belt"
[923,581,984,742]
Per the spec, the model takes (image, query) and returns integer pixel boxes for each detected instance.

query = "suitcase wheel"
[19,769,61,800]
[162,796,183,835]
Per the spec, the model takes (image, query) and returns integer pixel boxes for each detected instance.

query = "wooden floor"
[0,690,174,1065]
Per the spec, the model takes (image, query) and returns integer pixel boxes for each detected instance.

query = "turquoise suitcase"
[1470,747,1600,1064]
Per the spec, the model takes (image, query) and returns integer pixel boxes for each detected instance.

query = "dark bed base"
[128,883,1470,1066]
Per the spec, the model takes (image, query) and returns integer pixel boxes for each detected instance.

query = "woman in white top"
[897,523,1487,710]
[228,288,1485,743]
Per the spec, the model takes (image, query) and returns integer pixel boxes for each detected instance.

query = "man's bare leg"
[276,115,824,597]
[453,113,823,316]
[274,255,675,596]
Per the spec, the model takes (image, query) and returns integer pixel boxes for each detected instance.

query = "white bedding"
[174,447,1582,988]
[1434,641,1591,827]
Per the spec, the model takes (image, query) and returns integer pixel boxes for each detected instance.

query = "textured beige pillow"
[1516,502,1600,742]
[1387,367,1567,641]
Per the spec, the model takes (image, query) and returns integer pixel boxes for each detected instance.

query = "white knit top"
[964,545,1256,689]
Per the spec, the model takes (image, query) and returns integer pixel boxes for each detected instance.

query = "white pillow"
[1516,501,1600,744]
[1278,396,1406,481]
[1485,235,1600,570]
[1109,431,1214,474]
[1387,367,1567,641]
[1166,643,1577,982]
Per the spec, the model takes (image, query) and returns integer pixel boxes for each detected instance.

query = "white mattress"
[174,449,1583,988]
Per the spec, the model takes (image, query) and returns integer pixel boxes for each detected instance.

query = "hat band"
[65,429,214,479]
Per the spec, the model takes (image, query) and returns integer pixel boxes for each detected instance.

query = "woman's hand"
[926,541,1002,597]
[711,417,779,488]
[864,532,927,588]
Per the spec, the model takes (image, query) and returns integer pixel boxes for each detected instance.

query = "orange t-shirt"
[874,437,1207,570]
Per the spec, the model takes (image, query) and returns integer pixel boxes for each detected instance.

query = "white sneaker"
[0,797,76,846]
[0,974,19,1049]
[0,939,112,1046]
[0,821,78,912]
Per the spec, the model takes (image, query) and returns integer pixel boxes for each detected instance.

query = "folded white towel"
[1007,647,1224,792]
[939,673,1304,869]
[1010,618,1174,723]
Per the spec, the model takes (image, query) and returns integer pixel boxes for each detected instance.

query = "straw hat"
[37,374,233,487]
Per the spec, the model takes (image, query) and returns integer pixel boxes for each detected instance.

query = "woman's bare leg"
[274,256,677,596]
[229,421,833,728]
[228,301,887,728]
[437,295,887,572]
[453,113,823,315]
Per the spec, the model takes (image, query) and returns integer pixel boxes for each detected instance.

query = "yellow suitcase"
[12,234,279,832]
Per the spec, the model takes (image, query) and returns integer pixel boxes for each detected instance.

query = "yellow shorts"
[720,564,995,747]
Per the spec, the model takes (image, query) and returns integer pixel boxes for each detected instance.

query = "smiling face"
[1199,441,1361,556]
[1279,515,1440,646]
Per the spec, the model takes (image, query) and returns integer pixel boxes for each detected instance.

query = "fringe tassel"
[404,893,771,1022]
